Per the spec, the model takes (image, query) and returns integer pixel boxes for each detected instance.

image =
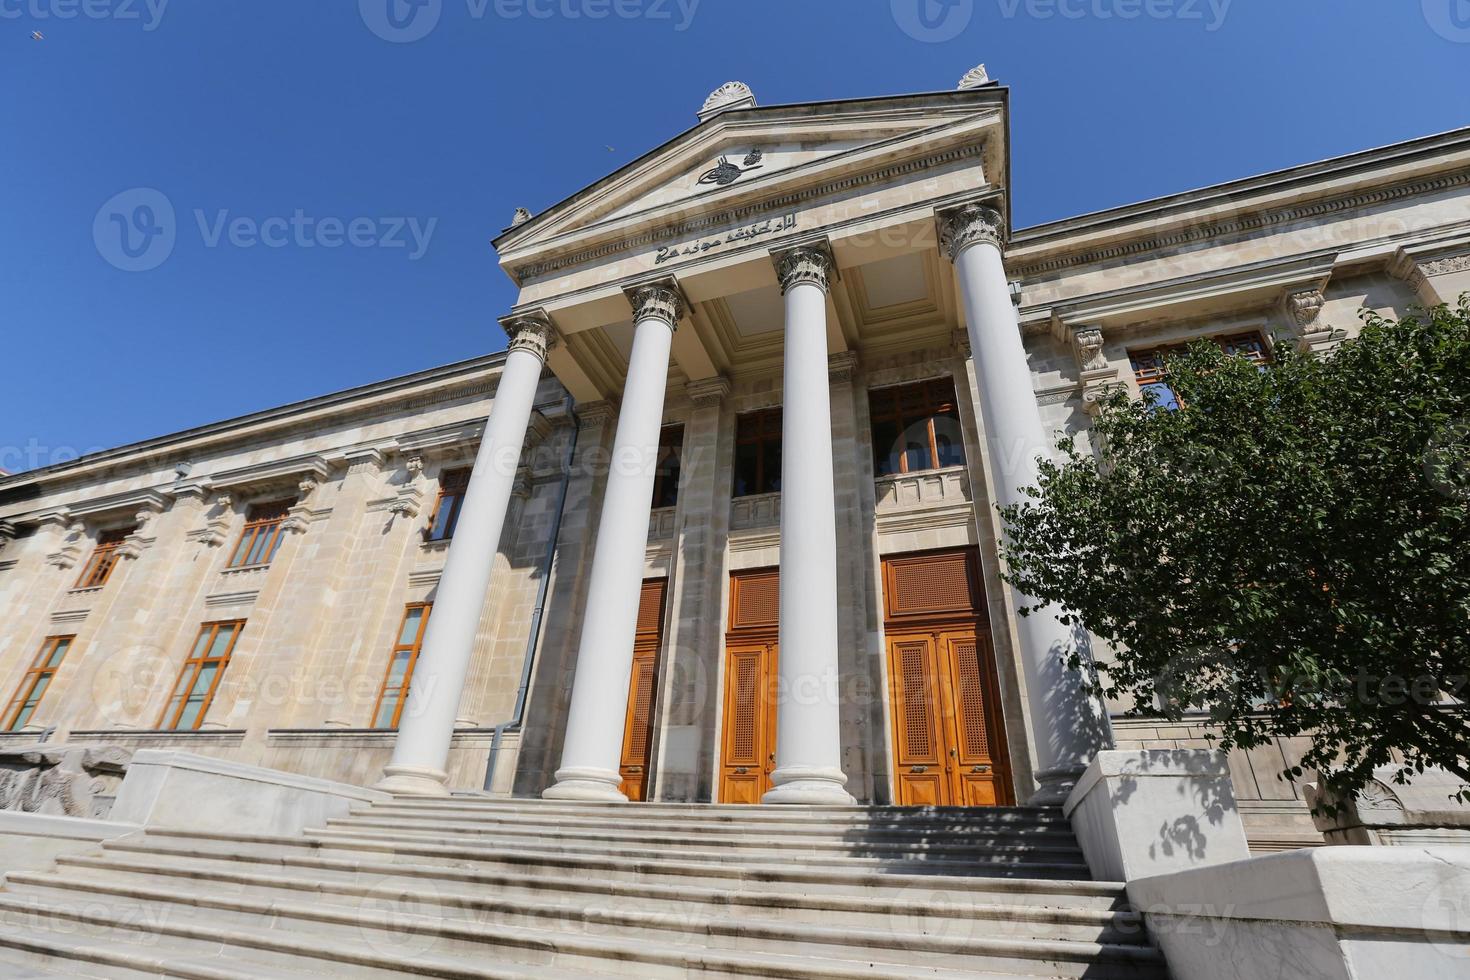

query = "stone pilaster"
[650,375,732,801]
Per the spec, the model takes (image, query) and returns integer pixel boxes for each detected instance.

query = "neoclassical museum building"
[3,72,1469,856]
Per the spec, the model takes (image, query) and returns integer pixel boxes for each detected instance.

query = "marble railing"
[647,507,677,540]
[730,492,781,531]
[874,465,971,513]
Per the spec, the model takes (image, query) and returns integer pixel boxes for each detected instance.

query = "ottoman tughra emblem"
[698,149,764,187]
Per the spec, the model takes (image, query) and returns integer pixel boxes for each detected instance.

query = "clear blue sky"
[3,1,1467,473]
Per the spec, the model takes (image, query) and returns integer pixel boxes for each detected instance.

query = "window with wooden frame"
[226,500,292,569]
[74,526,134,589]
[650,426,685,509]
[159,621,244,731]
[1129,331,1270,411]
[733,409,782,498]
[371,603,432,729]
[3,636,73,731]
[426,468,471,542]
[869,377,967,477]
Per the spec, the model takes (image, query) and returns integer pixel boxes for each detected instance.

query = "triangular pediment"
[495,89,1009,286]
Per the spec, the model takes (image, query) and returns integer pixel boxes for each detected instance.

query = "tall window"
[227,501,292,568]
[733,409,782,498]
[1130,332,1270,410]
[74,527,134,589]
[3,636,73,731]
[372,603,432,728]
[159,621,243,731]
[651,426,685,509]
[869,378,967,477]
[426,468,471,542]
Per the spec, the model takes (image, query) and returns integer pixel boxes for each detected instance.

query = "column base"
[762,765,855,806]
[1028,764,1087,807]
[373,763,452,798]
[542,766,628,803]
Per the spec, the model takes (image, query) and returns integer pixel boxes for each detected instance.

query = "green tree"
[1000,301,1470,807]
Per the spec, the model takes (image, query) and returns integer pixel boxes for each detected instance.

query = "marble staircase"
[0,797,1170,978]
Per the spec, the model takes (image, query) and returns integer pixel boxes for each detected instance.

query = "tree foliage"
[1000,301,1470,807]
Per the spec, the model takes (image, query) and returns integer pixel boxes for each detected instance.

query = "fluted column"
[376,311,558,797]
[764,243,855,806]
[940,203,1111,804]
[544,281,683,801]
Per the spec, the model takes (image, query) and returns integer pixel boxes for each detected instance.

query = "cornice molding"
[509,141,987,284]
[1010,169,1470,281]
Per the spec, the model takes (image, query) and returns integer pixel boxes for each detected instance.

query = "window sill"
[68,728,249,740]
[420,537,452,551]
[66,586,106,597]
[221,563,272,575]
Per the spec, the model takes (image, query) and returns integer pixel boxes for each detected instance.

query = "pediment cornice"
[496,90,1007,288]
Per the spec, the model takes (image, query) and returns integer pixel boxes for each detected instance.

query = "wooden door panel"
[941,630,1012,807]
[719,641,777,803]
[618,647,657,801]
[617,579,666,802]
[881,549,1013,808]
[888,633,950,807]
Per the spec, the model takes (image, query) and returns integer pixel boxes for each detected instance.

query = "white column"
[763,243,855,806]
[544,281,682,801]
[376,312,557,797]
[940,203,1111,805]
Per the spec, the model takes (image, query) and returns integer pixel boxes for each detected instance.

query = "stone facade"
[2,81,1467,848]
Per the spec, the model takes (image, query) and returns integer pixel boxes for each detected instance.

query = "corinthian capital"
[625,280,685,327]
[938,204,1006,262]
[500,309,560,363]
[773,242,836,294]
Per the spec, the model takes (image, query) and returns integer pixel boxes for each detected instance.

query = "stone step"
[1,873,1167,979]
[120,826,1102,890]
[0,923,308,980]
[0,890,620,980]
[392,795,1072,829]
[101,832,1128,910]
[52,850,1149,947]
[366,799,1064,828]
[310,823,1093,877]
[326,813,1088,862]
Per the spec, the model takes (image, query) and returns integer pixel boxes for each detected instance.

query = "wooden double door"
[718,568,780,804]
[884,549,1013,807]
[617,579,667,802]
